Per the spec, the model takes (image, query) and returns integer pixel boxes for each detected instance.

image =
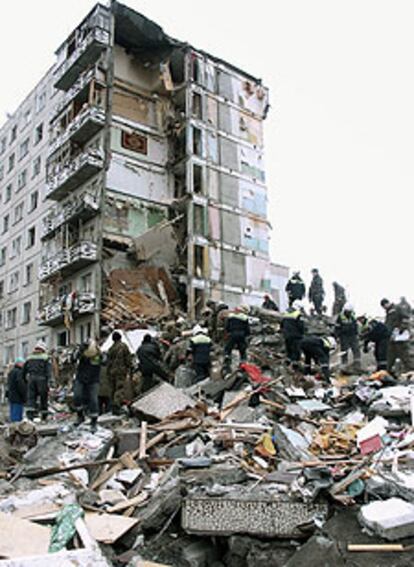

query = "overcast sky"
[1,1,412,315]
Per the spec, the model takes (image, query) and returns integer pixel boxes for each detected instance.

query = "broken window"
[193,205,207,236]
[191,55,203,84]
[193,163,203,194]
[193,245,207,278]
[57,330,69,347]
[192,127,202,156]
[192,93,203,120]
[27,226,36,248]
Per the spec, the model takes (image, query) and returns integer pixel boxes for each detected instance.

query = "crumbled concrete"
[359,498,414,541]
[132,382,196,420]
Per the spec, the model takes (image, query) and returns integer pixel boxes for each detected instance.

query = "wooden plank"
[139,421,147,460]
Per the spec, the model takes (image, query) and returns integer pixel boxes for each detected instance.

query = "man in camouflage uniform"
[106,331,132,413]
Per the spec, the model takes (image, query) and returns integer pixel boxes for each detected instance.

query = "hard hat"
[15,357,25,366]
[192,324,207,336]
[292,300,303,311]
[35,341,47,352]
[326,337,337,350]
[343,302,353,312]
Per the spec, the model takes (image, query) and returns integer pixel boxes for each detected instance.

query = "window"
[24,263,34,286]
[22,108,31,127]
[0,311,2,328]
[5,184,12,202]
[32,156,41,178]
[192,93,203,119]
[10,236,22,259]
[36,90,47,112]
[14,203,24,224]
[4,344,15,364]
[0,137,6,155]
[0,164,3,182]
[17,169,27,191]
[34,123,43,145]
[0,247,6,266]
[192,127,202,156]
[27,226,36,248]
[22,301,31,324]
[193,163,203,194]
[81,273,92,292]
[8,153,15,172]
[2,214,10,234]
[10,126,17,144]
[6,308,17,329]
[19,138,30,159]
[29,191,39,212]
[0,280,4,299]
[8,271,19,293]
[57,330,69,347]
[21,341,29,359]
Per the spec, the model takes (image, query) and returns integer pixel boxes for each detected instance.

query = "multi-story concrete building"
[0,1,288,366]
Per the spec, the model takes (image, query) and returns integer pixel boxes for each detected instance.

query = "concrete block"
[132,382,196,421]
[359,498,414,541]
[182,497,329,537]
[115,428,141,456]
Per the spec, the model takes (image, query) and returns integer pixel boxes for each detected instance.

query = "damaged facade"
[0,1,288,360]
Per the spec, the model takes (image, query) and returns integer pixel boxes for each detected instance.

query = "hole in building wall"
[194,244,206,278]
[193,163,203,194]
[192,93,202,120]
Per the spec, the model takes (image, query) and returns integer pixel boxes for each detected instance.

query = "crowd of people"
[5,268,413,430]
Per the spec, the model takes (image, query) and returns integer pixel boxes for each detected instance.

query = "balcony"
[39,291,96,327]
[54,26,110,91]
[46,148,104,201]
[49,105,106,155]
[52,67,105,121]
[39,241,98,282]
[42,191,100,241]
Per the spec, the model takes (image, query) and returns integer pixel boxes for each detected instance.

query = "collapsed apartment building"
[0,1,288,360]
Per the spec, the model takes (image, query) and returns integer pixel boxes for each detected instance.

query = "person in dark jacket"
[73,339,101,432]
[285,272,306,306]
[188,325,212,383]
[281,301,305,363]
[107,331,133,412]
[23,342,52,421]
[381,298,411,374]
[262,294,279,311]
[300,335,336,380]
[7,358,27,422]
[335,303,361,370]
[308,269,325,315]
[359,316,390,371]
[332,282,347,316]
[137,334,169,394]
[224,306,250,367]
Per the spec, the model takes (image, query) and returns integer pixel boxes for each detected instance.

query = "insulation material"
[107,158,172,204]
[206,95,218,128]
[206,131,218,163]
[209,247,221,282]
[206,167,219,200]
[222,250,246,287]
[241,216,269,254]
[240,180,267,217]
[216,69,269,117]
[133,221,178,265]
[112,88,159,129]
[208,206,221,241]
[239,145,266,182]
[245,256,271,291]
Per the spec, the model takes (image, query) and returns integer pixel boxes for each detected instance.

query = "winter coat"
[384,304,410,332]
[336,312,358,339]
[286,277,305,300]
[309,274,325,301]
[7,366,27,404]
[225,312,250,338]
[75,352,101,384]
[22,352,52,382]
[107,341,132,378]
[262,298,279,311]
[189,334,212,365]
[281,310,305,340]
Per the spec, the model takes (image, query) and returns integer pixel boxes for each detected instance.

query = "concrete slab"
[132,382,196,421]
[359,498,414,541]
[182,497,329,537]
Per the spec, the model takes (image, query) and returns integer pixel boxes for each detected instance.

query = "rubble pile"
[1,309,414,566]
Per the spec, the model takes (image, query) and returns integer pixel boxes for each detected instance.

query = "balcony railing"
[46,148,104,201]
[42,191,100,240]
[49,105,105,155]
[39,241,98,282]
[54,27,110,91]
[52,68,104,120]
[39,291,96,326]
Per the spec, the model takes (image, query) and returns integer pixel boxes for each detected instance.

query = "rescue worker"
[7,358,27,422]
[188,325,212,383]
[285,272,306,306]
[23,342,52,421]
[262,294,279,311]
[358,315,390,371]
[136,334,169,394]
[73,339,101,432]
[224,305,250,370]
[335,303,361,370]
[398,297,412,318]
[309,268,325,315]
[332,282,346,316]
[281,300,305,364]
[381,298,411,374]
[107,331,132,413]
[300,335,336,380]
